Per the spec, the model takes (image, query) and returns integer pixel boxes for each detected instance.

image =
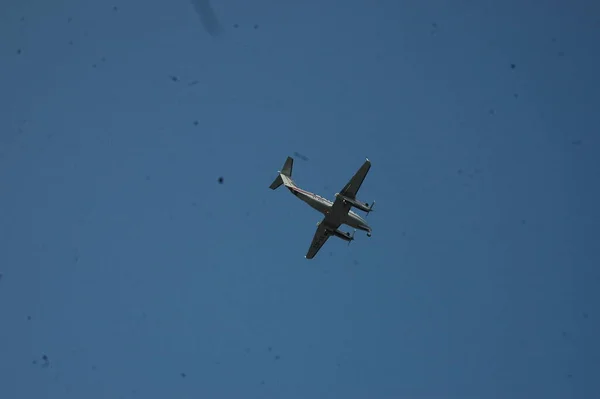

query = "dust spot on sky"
[218,177,224,184]
[293,152,309,161]
[190,0,222,36]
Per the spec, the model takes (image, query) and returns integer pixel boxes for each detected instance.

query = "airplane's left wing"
[305,221,330,259]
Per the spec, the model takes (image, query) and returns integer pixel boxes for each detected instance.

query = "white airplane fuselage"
[287,186,372,234]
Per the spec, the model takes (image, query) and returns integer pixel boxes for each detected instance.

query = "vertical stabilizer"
[269,156,295,190]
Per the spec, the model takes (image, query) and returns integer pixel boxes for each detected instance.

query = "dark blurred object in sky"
[190,0,222,36]
[218,177,224,184]
[293,152,309,161]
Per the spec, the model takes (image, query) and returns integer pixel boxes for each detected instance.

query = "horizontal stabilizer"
[269,174,284,190]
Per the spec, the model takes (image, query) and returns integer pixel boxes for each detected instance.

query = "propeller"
[365,201,375,218]
[348,229,357,246]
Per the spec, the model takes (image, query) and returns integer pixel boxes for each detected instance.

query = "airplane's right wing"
[339,158,371,199]
[305,221,330,259]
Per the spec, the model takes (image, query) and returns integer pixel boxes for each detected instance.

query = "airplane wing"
[339,158,371,199]
[305,221,331,259]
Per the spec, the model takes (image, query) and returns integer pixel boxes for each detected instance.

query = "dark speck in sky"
[293,152,309,161]
[17,49,21,55]
[510,63,516,69]
[169,75,178,82]
[275,355,280,360]
[113,6,118,11]
[254,24,259,29]
[233,24,239,28]
[181,372,186,378]
[571,139,582,145]
[190,0,222,36]
[218,177,224,184]
[27,315,31,320]
[193,120,199,126]
[68,17,72,22]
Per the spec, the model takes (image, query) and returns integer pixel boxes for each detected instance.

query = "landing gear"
[367,232,372,237]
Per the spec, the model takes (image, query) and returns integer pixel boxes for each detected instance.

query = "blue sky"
[1,0,599,397]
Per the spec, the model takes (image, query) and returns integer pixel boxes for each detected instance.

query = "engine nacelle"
[331,228,354,242]
[334,193,374,213]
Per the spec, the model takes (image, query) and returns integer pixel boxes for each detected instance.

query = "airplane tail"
[269,156,295,190]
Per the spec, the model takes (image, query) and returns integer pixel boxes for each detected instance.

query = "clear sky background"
[1,0,599,398]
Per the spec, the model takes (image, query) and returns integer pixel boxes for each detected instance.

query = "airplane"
[269,156,375,259]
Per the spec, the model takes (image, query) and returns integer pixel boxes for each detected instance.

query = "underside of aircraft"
[270,156,375,259]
